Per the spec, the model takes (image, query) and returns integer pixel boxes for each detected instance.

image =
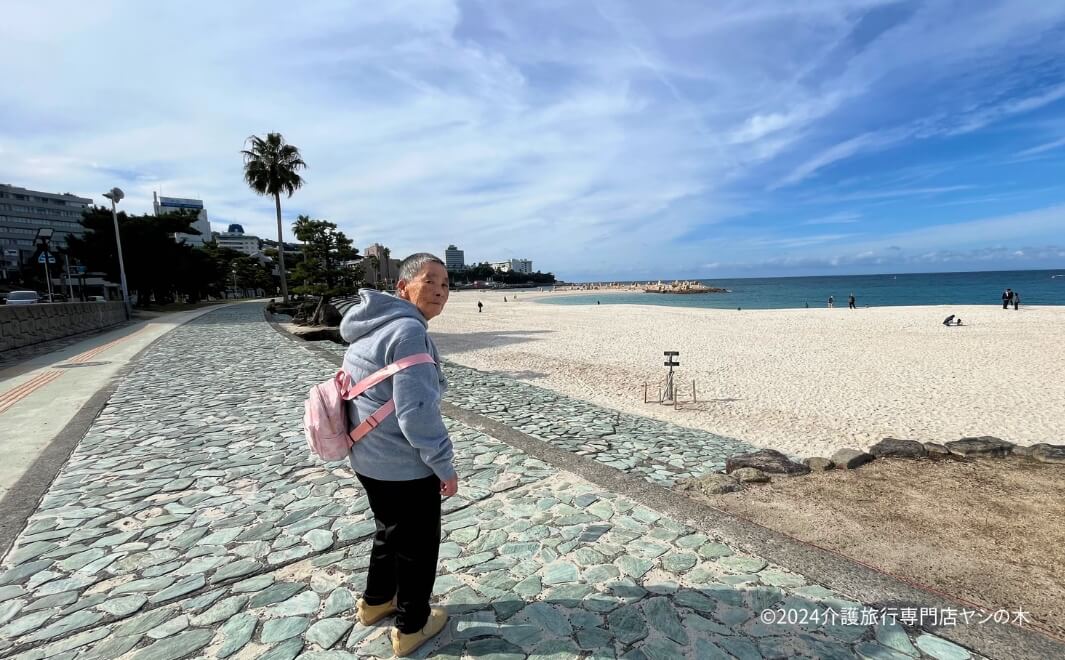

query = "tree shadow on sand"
[431,329,556,356]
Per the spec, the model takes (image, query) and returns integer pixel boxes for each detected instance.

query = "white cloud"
[1015,135,1065,157]
[801,211,862,225]
[1,1,1064,279]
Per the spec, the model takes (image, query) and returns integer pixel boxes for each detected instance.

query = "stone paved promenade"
[313,344,761,486]
[0,304,989,659]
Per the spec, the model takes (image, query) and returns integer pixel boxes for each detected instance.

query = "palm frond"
[242,132,307,198]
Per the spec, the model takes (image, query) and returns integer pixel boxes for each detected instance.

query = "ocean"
[537,269,1065,310]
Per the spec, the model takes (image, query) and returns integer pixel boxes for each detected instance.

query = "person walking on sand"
[848,293,856,309]
[828,295,835,308]
[1002,288,1011,309]
[477,300,483,313]
[339,253,456,657]
[1013,292,1020,310]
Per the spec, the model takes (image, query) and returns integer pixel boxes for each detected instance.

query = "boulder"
[830,448,875,470]
[803,457,834,472]
[726,449,809,475]
[869,438,926,459]
[1011,444,1034,458]
[923,442,950,456]
[944,436,1014,458]
[310,299,343,327]
[1031,444,1065,465]
[731,467,769,483]
[690,474,741,495]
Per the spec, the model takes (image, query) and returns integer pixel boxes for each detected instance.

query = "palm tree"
[382,247,392,289]
[242,133,306,303]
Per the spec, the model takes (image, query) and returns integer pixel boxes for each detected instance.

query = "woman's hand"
[440,475,459,498]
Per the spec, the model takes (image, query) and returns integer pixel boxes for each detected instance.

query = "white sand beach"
[433,290,1065,459]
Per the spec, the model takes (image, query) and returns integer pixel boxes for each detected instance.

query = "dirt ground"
[699,456,1065,640]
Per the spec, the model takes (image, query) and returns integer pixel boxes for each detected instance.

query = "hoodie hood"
[340,288,426,343]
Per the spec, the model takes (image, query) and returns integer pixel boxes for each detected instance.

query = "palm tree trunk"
[274,192,289,303]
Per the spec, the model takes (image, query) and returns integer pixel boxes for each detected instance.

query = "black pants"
[356,473,442,633]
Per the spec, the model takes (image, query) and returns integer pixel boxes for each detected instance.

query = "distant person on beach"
[804,301,809,308]
[956,318,963,326]
[503,296,507,302]
[1014,292,1020,310]
[1002,288,1011,309]
[477,301,483,313]
[848,293,856,309]
[943,314,955,326]
[828,296,834,308]
[597,300,600,305]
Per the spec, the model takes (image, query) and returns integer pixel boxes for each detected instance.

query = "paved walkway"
[0,306,232,509]
[0,303,1004,659]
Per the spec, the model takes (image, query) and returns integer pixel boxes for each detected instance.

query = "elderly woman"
[339,253,457,657]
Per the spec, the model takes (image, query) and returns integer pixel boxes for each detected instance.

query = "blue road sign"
[37,252,56,264]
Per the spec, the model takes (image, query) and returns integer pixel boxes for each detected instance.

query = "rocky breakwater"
[643,280,728,294]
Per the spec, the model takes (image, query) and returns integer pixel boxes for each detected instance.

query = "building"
[444,245,465,270]
[490,258,533,274]
[215,224,261,256]
[0,184,92,278]
[260,237,302,254]
[364,243,400,287]
[153,193,212,246]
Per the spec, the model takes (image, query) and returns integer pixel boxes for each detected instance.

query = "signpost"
[643,351,697,408]
[37,251,56,302]
[663,351,680,403]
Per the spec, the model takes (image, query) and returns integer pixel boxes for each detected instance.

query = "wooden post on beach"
[692,380,697,403]
[643,383,647,403]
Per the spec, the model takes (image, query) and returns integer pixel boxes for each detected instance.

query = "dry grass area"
[703,457,1065,640]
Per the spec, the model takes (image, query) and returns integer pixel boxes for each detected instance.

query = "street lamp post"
[102,188,131,318]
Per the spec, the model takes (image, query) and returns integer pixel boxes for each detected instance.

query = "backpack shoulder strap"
[349,400,397,442]
[341,353,435,400]
[344,352,436,443]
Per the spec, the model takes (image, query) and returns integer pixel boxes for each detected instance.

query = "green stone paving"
[0,303,982,659]
[313,340,765,486]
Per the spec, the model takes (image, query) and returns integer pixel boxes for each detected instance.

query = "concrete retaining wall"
[0,302,127,352]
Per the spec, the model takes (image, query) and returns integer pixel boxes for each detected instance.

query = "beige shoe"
[356,596,397,626]
[390,607,448,657]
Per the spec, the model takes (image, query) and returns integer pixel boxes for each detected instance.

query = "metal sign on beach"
[644,351,697,409]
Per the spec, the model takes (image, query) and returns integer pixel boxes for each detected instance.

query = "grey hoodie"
[340,289,456,482]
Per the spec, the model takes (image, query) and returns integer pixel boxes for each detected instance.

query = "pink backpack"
[304,353,435,462]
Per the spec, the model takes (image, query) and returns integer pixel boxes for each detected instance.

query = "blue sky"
[2,0,1064,281]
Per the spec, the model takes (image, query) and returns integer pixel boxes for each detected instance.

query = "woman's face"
[398,262,450,321]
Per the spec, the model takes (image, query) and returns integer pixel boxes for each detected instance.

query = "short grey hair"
[398,253,446,282]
